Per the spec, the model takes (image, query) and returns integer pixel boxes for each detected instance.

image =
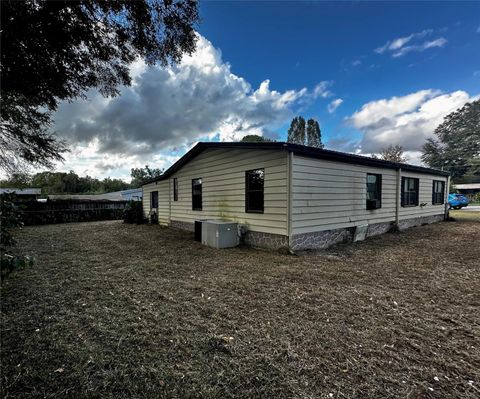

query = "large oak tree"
[422,100,480,180]
[0,0,199,174]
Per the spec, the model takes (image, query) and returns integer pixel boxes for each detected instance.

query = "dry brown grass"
[1,216,479,398]
[450,209,480,221]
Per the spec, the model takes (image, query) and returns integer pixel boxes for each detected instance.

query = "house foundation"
[168,215,444,251]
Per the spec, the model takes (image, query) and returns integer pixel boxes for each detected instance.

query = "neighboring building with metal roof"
[454,183,480,198]
[0,188,41,200]
[119,188,143,201]
[48,193,124,201]
[47,188,142,202]
[142,142,449,251]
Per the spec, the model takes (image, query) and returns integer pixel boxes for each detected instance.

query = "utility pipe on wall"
[445,175,451,220]
[395,168,402,228]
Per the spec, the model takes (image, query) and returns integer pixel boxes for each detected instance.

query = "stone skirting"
[290,215,444,251]
[290,228,353,251]
[167,214,444,251]
[398,214,444,231]
[244,230,289,250]
[170,220,195,232]
[366,221,395,238]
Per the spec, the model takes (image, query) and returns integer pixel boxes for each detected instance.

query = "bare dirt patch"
[1,218,479,398]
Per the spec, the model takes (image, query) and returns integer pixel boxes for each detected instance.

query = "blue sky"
[52,1,480,179]
[198,1,479,141]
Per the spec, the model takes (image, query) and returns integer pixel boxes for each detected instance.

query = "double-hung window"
[432,180,445,205]
[192,178,202,210]
[366,173,382,210]
[401,177,419,207]
[245,169,264,213]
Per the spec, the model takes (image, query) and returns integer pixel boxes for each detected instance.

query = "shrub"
[123,201,145,224]
[0,193,33,279]
[1,254,34,280]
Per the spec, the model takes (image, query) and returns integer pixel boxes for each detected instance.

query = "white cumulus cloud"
[51,35,310,178]
[347,89,478,163]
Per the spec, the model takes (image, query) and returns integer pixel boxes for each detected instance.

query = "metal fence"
[19,199,129,225]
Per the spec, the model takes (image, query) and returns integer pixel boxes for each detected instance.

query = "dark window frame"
[192,178,202,211]
[366,173,382,210]
[245,168,265,213]
[150,191,158,209]
[401,177,419,207]
[432,180,445,205]
[173,178,178,202]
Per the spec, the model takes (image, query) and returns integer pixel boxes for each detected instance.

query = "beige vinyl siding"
[399,171,448,219]
[291,155,447,235]
[144,148,289,235]
[142,180,169,225]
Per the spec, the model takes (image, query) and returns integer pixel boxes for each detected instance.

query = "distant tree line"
[0,166,163,195]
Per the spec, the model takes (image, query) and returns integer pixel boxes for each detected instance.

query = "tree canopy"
[0,165,164,195]
[306,119,324,149]
[287,116,324,148]
[1,171,131,195]
[377,144,408,163]
[287,116,306,145]
[0,0,199,173]
[240,135,274,142]
[422,100,480,181]
[130,165,164,187]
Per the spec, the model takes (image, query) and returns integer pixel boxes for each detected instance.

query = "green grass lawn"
[1,219,479,398]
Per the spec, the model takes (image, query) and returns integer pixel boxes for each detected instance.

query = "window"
[432,180,445,205]
[192,178,202,210]
[245,169,264,213]
[401,177,419,207]
[173,178,178,201]
[366,173,382,210]
[150,191,158,209]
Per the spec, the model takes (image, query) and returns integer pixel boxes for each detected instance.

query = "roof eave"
[142,142,449,186]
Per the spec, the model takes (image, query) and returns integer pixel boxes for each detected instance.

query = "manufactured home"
[142,142,449,250]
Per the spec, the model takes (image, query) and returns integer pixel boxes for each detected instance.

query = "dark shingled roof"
[143,141,449,185]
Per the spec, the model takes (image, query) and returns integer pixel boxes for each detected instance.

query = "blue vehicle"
[448,193,469,209]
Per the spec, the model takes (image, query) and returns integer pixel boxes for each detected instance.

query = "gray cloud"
[53,35,308,157]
